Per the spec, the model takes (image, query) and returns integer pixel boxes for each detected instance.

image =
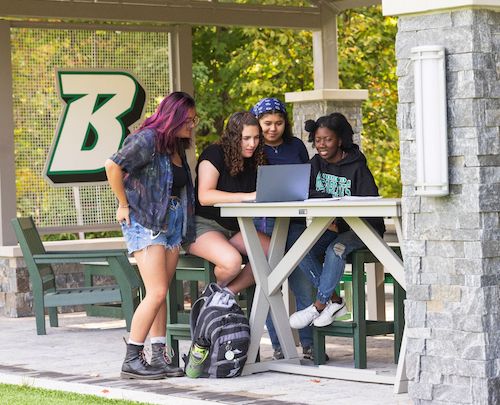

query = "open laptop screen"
[251,163,311,203]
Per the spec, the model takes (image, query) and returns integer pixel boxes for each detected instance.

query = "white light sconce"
[411,45,449,196]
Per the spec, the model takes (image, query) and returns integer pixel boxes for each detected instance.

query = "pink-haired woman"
[105,92,197,379]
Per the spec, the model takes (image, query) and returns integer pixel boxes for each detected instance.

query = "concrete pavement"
[0,313,411,404]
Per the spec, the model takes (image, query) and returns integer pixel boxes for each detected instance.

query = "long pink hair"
[139,91,195,154]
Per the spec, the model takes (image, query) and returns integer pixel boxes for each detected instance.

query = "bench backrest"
[11,217,56,292]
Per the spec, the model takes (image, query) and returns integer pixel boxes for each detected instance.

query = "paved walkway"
[0,313,411,404]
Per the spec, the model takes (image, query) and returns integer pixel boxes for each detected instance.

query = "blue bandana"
[250,97,287,117]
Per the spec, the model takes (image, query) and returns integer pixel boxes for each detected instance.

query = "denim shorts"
[120,199,183,254]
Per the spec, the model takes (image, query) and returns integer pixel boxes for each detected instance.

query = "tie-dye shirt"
[110,128,196,242]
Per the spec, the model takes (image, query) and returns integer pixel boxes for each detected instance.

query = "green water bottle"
[185,338,210,378]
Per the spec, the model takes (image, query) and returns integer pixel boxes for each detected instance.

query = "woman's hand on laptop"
[242,191,256,202]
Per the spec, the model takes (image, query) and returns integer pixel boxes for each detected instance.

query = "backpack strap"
[189,282,222,337]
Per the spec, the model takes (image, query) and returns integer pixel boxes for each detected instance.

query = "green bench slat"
[44,286,122,306]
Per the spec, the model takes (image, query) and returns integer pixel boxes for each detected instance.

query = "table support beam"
[344,216,406,290]
[268,217,332,295]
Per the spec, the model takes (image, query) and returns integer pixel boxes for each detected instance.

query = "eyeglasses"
[184,116,200,128]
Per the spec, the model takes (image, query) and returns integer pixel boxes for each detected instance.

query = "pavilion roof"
[0,0,380,30]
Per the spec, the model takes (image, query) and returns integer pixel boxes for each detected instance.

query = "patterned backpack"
[186,282,250,378]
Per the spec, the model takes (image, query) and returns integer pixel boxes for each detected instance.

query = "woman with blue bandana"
[250,98,309,176]
[250,97,320,361]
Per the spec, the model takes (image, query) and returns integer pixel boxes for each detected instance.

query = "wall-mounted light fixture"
[411,45,449,196]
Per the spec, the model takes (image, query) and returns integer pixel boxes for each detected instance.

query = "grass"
[0,383,148,405]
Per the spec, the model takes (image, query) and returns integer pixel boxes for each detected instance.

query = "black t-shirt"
[195,144,257,231]
[171,163,187,198]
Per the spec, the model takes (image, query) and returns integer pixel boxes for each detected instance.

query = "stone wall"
[0,256,116,317]
[0,257,31,317]
[396,9,500,404]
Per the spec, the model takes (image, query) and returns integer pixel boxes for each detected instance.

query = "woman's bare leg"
[187,231,243,287]
[150,247,179,337]
[226,231,270,293]
[129,245,178,342]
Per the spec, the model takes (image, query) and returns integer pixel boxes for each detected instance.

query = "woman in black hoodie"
[289,113,385,330]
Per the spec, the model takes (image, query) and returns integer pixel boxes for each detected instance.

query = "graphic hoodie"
[309,144,385,236]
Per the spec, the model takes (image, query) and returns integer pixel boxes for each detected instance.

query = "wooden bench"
[11,216,142,335]
[84,262,144,319]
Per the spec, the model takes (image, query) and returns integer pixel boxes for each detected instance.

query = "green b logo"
[45,70,146,185]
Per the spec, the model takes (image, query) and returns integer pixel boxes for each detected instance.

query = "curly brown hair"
[218,112,266,177]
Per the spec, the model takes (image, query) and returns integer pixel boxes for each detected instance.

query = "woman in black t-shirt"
[186,112,270,294]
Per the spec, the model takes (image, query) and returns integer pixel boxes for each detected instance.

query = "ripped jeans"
[120,199,183,255]
[299,229,365,305]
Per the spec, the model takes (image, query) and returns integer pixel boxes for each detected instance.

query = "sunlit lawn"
[0,383,148,405]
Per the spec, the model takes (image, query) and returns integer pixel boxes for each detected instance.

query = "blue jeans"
[255,218,314,350]
[299,228,365,304]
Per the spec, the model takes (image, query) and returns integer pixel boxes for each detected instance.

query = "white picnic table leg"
[344,217,405,289]
[343,216,408,393]
[237,217,300,366]
[394,326,408,394]
[392,215,408,394]
[237,217,271,366]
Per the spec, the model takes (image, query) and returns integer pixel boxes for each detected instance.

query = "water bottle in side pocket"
[185,337,210,378]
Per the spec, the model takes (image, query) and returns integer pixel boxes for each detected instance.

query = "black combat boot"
[121,343,167,379]
[150,343,184,377]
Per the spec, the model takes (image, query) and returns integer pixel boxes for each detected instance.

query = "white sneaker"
[289,304,320,329]
[313,299,347,327]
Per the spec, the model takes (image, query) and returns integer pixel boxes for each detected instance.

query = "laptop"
[246,163,311,203]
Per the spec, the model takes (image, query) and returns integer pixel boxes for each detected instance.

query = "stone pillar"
[385,2,500,403]
[0,256,32,317]
[285,89,368,157]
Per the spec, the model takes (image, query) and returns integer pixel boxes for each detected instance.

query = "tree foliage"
[337,7,400,197]
[193,5,401,197]
[192,25,314,152]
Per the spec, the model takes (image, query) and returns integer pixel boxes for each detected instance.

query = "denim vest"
[110,128,196,242]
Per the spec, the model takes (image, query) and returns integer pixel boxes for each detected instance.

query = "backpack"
[185,282,250,378]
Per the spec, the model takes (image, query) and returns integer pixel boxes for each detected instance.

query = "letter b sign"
[45,70,146,185]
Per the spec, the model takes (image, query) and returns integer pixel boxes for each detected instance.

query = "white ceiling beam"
[0,1,322,29]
